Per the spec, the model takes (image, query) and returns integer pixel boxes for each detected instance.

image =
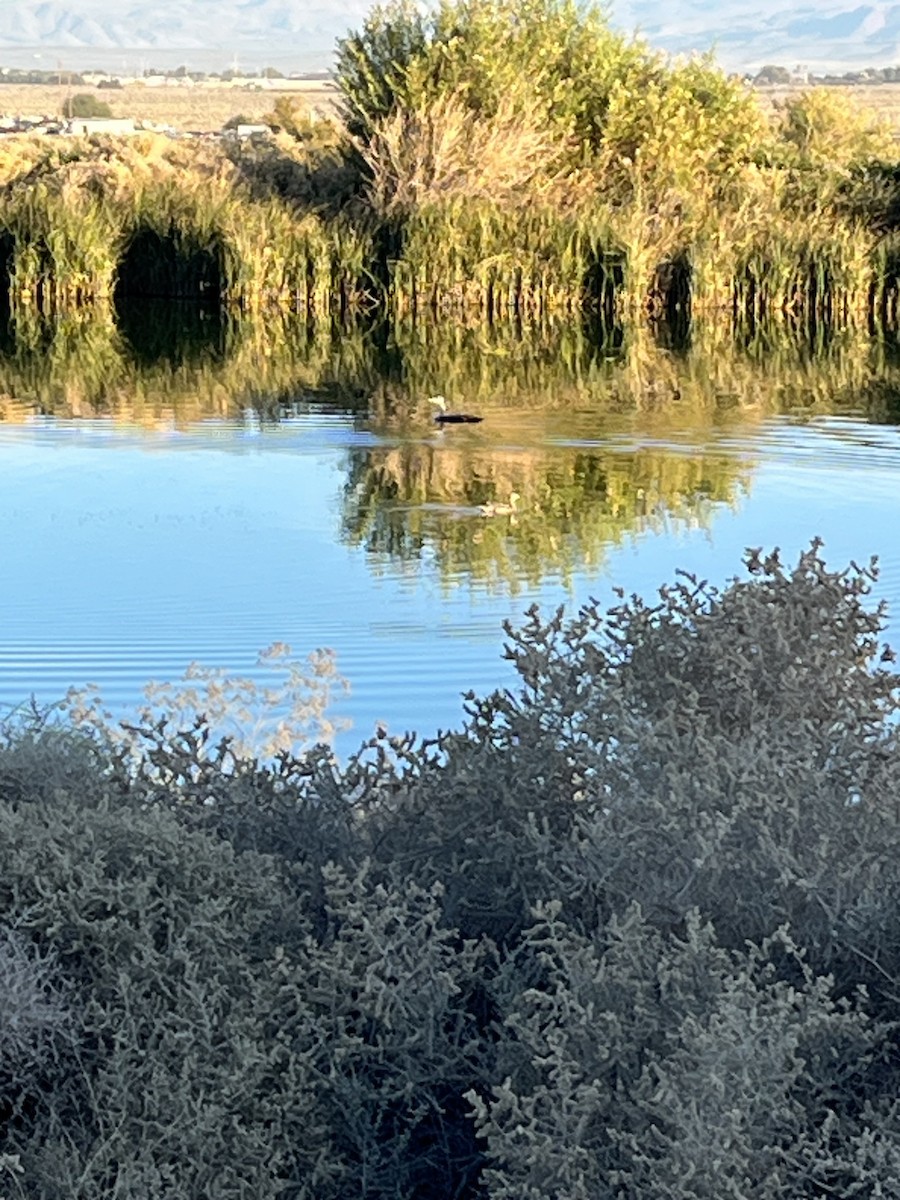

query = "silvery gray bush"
[1,543,900,1197]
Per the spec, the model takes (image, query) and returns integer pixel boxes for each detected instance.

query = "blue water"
[2,404,899,759]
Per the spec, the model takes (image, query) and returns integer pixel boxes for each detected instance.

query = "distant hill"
[0,0,897,76]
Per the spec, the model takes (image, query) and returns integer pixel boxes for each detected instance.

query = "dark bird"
[428,395,484,425]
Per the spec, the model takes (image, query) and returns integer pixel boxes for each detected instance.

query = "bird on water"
[428,395,484,425]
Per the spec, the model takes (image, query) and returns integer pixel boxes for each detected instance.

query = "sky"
[0,0,896,77]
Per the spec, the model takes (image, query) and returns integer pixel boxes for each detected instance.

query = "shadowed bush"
[4,542,900,1196]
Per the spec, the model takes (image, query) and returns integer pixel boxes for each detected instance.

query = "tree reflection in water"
[0,307,898,592]
[340,422,746,593]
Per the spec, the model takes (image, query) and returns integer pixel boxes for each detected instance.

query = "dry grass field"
[0,79,341,131]
[752,82,900,137]
[0,78,898,137]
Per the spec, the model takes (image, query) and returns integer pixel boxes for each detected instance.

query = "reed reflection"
[115,297,226,368]
[0,308,11,360]
[341,409,749,593]
[0,305,899,588]
[338,317,900,591]
[0,305,895,422]
[0,309,374,423]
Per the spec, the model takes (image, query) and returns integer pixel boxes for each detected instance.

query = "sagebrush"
[2,542,900,1196]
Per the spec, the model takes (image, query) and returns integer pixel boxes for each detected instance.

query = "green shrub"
[64,94,114,120]
[325,541,900,1192]
[222,111,256,130]
[336,0,649,155]
[0,795,318,1197]
[0,925,72,1098]
[472,911,890,1199]
[0,755,493,1197]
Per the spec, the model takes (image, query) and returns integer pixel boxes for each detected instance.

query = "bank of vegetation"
[0,0,899,324]
[2,545,900,1197]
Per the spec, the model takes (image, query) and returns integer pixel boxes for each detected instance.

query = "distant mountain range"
[615,0,900,74]
[1,0,898,76]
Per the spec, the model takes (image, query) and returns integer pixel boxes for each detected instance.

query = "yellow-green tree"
[777,87,896,169]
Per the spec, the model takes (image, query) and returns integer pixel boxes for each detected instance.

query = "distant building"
[65,117,138,136]
[229,123,271,139]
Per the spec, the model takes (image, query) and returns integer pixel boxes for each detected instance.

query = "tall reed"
[0,0,898,331]
[0,135,372,313]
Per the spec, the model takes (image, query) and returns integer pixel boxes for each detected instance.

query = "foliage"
[0,135,370,309]
[231,106,360,214]
[333,0,430,139]
[221,111,257,130]
[0,780,320,1197]
[0,926,72,1083]
[754,64,793,85]
[331,0,899,317]
[336,0,647,152]
[3,5,900,322]
[596,54,771,201]
[471,914,889,1199]
[64,93,114,120]
[64,642,350,768]
[776,87,897,169]
[359,90,566,216]
[837,161,900,234]
[335,0,768,193]
[4,544,900,1195]
[263,95,315,140]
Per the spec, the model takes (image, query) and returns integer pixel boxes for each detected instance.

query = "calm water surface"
[2,312,899,757]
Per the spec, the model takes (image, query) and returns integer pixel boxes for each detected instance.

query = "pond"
[1,307,899,758]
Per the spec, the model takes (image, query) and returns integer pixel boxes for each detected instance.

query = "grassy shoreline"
[0,2,898,326]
